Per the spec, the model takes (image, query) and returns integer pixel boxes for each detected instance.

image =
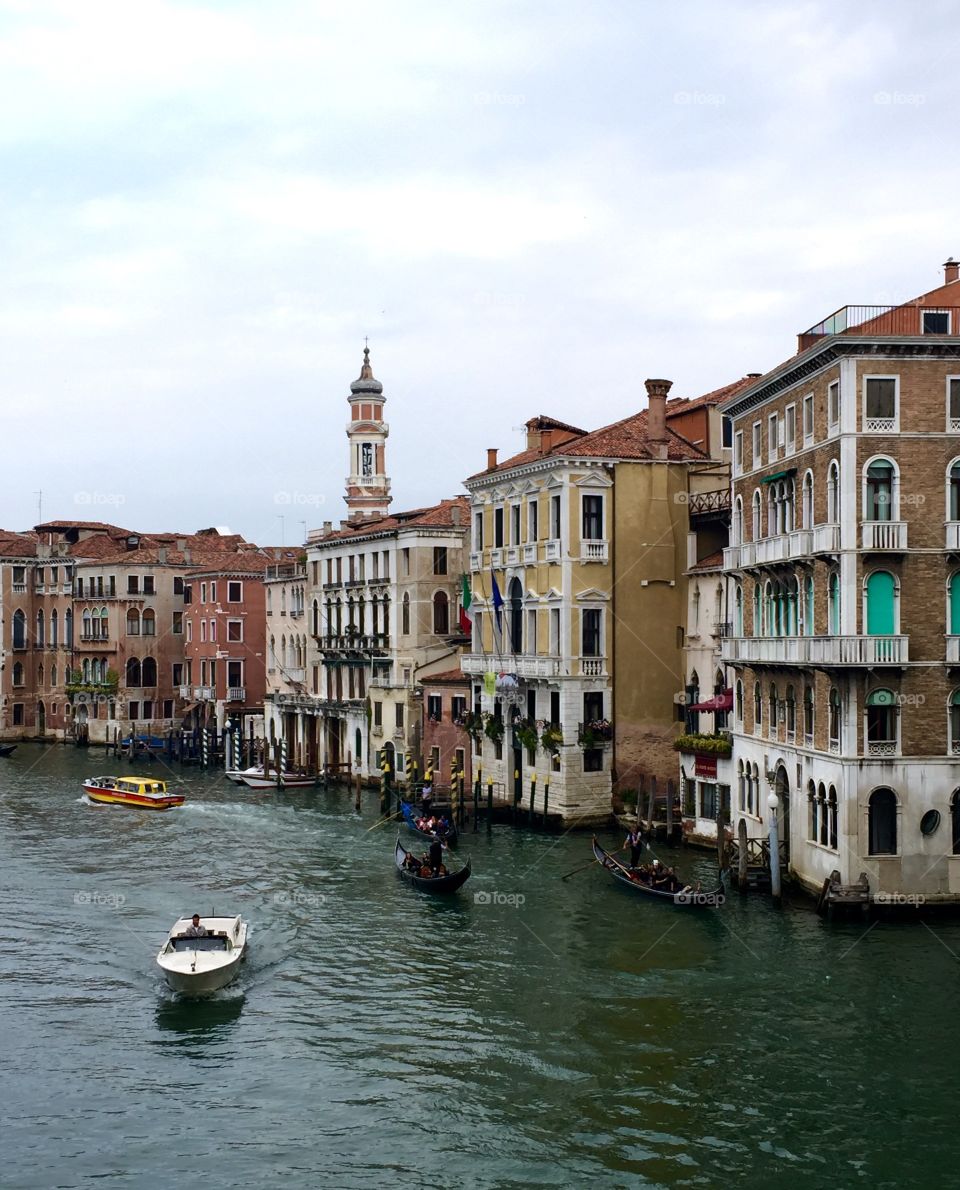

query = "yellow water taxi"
[82,775,185,810]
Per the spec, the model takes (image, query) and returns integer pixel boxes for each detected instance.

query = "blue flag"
[491,571,504,631]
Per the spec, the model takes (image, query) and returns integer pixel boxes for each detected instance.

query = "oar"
[560,846,625,881]
[365,810,400,833]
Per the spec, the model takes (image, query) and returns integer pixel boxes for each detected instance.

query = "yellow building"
[463,380,735,824]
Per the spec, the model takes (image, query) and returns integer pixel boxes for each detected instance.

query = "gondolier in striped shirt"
[625,826,644,869]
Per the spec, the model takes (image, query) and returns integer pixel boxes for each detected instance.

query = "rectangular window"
[172,612,183,634]
[433,547,447,575]
[172,663,183,686]
[395,702,404,729]
[550,690,560,725]
[227,660,242,687]
[923,310,950,334]
[767,413,779,462]
[699,781,718,821]
[142,700,154,720]
[494,508,504,548]
[784,404,796,454]
[582,495,603,540]
[373,700,382,727]
[803,394,814,442]
[143,575,155,595]
[828,379,841,429]
[186,620,193,642]
[473,511,483,551]
[721,415,733,449]
[864,377,896,427]
[200,582,207,603]
[451,695,466,723]
[209,620,217,642]
[734,431,744,475]
[209,660,217,688]
[173,576,184,595]
[128,575,140,595]
[183,584,192,605]
[227,581,242,603]
[401,548,410,576]
[582,609,601,656]
[511,504,521,544]
[163,698,173,718]
[550,607,560,654]
[528,500,539,542]
[950,378,960,429]
[752,421,761,467]
[427,695,442,721]
[227,619,242,641]
[127,701,139,721]
[200,621,207,642]
[583,748,603,772]
[210,582,217,603]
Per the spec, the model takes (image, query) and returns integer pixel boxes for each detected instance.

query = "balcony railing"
[720,635,908,666]
[227,687,246,702]
[579,656,605,677]
[470,551,482,572]
[490,548,503,567]
[947,523,960,551]
[862,521,907,551]
[194,686,214,700]
[505,546,520,565]
[522,543,537,564]
[282,667,306,683]
[179,685,191,700]
[811,522,840,554]
[459,653,561,677]
[544,539,561,562]
[798,305,960,351]
[318,633,390,652]
[725,524,839,569]
[948,636,960,664]
[687,489,731,517]
[581,539,609,563]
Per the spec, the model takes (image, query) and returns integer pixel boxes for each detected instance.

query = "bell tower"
[345,344,391,520]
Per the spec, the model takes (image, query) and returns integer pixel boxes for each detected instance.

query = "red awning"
[688,689,733,712]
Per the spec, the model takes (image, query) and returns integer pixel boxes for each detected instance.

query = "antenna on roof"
[34,489,42,524]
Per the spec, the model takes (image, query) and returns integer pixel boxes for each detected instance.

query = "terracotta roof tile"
[315,497,470,544]
[687,549,724,572]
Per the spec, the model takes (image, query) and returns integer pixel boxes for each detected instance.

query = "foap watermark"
[874,91,926,106]
[674,90,725,106]
[675,889,725,907]
[74,491,126,507]
[274,889,326,909]
[895,692,926,707]
[874,891,926,907]
[274,491,326,508]
[474,890,525,908]
[74,889,126,909]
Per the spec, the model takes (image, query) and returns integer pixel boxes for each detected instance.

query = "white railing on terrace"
[810,522,840,553]
[720,635,908,665]
[581,539,609,562]
[862,521,907,550]
[459,653,561,677]
[227,687,246,702]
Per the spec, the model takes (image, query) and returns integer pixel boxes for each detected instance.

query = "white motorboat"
[156,914,248,995]
[238,772,315,789]
[224,765,265,785]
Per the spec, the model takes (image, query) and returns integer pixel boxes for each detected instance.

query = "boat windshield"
[171,936,229,952]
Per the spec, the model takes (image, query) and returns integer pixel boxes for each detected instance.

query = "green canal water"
[1,744,957,1189]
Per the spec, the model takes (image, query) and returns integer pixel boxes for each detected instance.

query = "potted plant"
[540,723,564,754]
[483,713,505,743]
[514,718,539,752]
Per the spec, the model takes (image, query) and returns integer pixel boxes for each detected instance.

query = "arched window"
[769,682,779,731]
[948,461,960,522]
[827,461,840,523]
[751,763,760,815]
[82,659,90,682]
[949,691,960,754]
[738,760,746,811]
[785,684,796,737]
[508,578,523,655]
[13,609,26,649]
[865,458,896,522]
[950,574,960,637]
[142,609,156,636]
[735,584,743,635]
[735,679,744,722]
[753,584,761,637]
[828,572,841,635]
[802,471,814,528]
[752,489,762,540]
[50,609,58,646]
[785,576,799,635]
[803,575,814,636]
[865,688,897,753]
[36,609,44,646]
[141,657,157,686]
[807,780,818,841]
[312,599,320,637]
[733,496,743,546]
[753,681,762,731]
[803,685,814,741]
[868,787,898,855]
[91,658,101,683]
[126,658,141,687]
[64,608,73,647]
[433,591,449,635]
[951,790,960,855]
[401,593,410,635]
[12,661,23,686]
[827,786,838,850]
[99,608,108,640]
[866,571,896,635]
[817,782,828,846]
[828,687,842,748]
[126,608,140,635]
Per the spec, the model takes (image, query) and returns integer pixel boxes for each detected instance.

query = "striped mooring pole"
[279,739,288,789]
[201,728,209,769]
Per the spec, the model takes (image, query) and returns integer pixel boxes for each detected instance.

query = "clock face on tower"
[361,443,373,477]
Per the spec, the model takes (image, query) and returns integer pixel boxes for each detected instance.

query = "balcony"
[470,551,482,572]
[344,578,365,589]
[862,521,907,551]
[798,304,960,351]
[810,522,840,554]
[194,686,214,700]
[948,637,960,664]
[581,539,609,563]
[522,543,537,564]
[490,548,503,567]
[227,687,246,702]
[318,633,390,653]
[578,656,606,677]
[178,685,191,700]
[544,539,561,562]
[505,547,520,565]
[720,635,908,666]
[283,667,306,683]
[947,523,960,551]
[459,653,561,678]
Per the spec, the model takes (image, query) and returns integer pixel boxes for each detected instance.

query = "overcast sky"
[2,0,957,544]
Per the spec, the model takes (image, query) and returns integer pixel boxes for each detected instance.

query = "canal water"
[1,744,956,1189]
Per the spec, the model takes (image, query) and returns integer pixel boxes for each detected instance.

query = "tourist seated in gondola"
[403,851,421,873]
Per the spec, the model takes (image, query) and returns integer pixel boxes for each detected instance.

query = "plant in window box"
[460,710,483,740]
[586,717,612,741]
[514,718,539,752]
[483,712,505,743]
[540,723,564,754]
[672,732,732,757]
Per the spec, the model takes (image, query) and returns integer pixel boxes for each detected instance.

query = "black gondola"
[0,744,16,758]
[395,837,471,894]
[592,837,724,909]
[400,798,458,847]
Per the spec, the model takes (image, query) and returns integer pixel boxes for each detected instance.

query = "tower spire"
[344,343,391,521]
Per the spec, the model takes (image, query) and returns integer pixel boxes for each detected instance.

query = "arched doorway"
[37,700,46,735]
[775,763,791,861]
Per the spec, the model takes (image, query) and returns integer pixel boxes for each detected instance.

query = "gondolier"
[625,826,644,868]
[429,835,444,874]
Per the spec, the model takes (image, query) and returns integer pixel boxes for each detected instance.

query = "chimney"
[945,257,959,285]
[539,429,554,455]
[158,546,167,564]
[486,447,498,470]
[451,504,461,527]
[645,378,672,459]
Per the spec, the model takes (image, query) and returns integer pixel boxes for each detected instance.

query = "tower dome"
[350,346,383,396]
[344,344,391,520]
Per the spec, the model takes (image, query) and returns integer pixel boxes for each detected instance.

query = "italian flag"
[459,574,473,635]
